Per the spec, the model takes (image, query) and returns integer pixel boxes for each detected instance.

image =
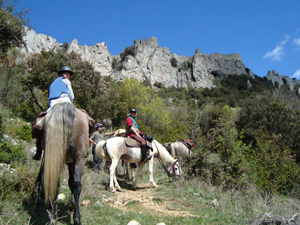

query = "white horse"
[95,137,181,192]
[165,141,191,159]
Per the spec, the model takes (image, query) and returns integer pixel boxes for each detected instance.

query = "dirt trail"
[104,183,198,217]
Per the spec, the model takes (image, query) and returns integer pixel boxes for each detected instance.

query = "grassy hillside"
[1,140,300,225]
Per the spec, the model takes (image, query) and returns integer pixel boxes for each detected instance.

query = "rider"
[125,108,149,162]
[47,66,74,112]
[32,66,74,160]
[89,123,114,171]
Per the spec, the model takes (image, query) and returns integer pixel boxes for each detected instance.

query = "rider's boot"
[32,138,43,160]
[141,144,148,162]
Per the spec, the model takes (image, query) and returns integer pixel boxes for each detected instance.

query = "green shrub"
[16,123,32,142]
[170,57,178,67]
[120,46,137,61]
[111,57,117,69]
[0,166,37,201]
[0,113,3,135]
[245,131,300,194]
[0,141,26,164]
[153,82,164,88]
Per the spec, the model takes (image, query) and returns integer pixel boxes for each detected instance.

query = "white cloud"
[293,69,300,79]
[293,37,300,46]
[264,35,289,62]
[280,35,289,45]
[264,45,284,62]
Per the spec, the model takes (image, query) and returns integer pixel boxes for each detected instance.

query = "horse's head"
[167,159,181,178]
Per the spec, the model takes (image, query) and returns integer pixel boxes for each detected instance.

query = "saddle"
[124,137,153,152]
[180,139,194,149]
[31,109,95,139]
[124,138,141,148]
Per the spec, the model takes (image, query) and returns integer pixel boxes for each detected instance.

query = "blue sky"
[18,0,300,78]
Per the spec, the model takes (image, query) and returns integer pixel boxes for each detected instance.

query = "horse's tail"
[43,103,75,206]
[95,140,110,161]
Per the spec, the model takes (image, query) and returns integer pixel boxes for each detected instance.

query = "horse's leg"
[109,159,119,192]
[122,160,127,179]
[130,166,136,181]
[68,159,84,225]
[113,171,122,192]
[132,162,146,190]
[148,157,158,188]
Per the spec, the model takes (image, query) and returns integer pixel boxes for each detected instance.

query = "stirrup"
[32,153,41,160]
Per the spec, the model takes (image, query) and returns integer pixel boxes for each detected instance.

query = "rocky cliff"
[266,70,300,88]
[21,28,299,89]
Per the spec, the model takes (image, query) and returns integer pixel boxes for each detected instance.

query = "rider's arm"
[62,78,74,102]
[130,126,139,136]
[89,138,97,146]
[105,131,115,136]
[89,133,97,146]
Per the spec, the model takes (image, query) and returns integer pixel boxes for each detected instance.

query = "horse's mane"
[153,140,175,164]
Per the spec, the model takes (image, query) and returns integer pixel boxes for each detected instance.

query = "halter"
[167,160,181,178]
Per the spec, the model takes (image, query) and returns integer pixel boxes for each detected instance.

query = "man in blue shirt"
[32,66,75,160]
[47,66,74,112]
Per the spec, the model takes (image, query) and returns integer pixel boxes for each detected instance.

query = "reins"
[153,140,173,178]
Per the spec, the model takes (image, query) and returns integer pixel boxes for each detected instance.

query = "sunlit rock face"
[27,29,300,89]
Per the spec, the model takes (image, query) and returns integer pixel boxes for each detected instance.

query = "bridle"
[167,160,181,178]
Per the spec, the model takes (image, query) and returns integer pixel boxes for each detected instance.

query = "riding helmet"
[95,123,103,128]
[129,108,137,113]
[58,66,73,75]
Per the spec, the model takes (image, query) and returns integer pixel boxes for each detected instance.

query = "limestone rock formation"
[22,27,61,54]
[22,28,299,89]
[67,39,113,76]
[266,70,300,89]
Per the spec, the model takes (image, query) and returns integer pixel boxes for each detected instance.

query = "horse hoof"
[117,188,122,192]
[110,188,116,193]
[152,184,158,188]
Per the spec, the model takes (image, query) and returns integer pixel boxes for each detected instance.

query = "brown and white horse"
[37,103,91,225]
[95,137,181,192]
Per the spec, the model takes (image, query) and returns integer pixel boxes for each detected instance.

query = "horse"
[95,137,181,192]
[36,103,91,225]
[165,141,192,159]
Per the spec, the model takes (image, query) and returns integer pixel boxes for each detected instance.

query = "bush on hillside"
[0,141,26,164]
[0,166,37,201]
[245,130,300,194]
[170,57,178,67]
[120,46,137,61]
[16,123,31,142]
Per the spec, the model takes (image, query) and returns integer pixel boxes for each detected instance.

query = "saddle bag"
[143,133,153,142]
[31,112,47,138]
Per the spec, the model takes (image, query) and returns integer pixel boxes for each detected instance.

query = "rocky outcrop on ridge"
[22,28,299,89]
[266,70,300,89]
[22,28,62,54]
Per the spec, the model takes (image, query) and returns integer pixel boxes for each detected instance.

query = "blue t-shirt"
[48,77,68,100]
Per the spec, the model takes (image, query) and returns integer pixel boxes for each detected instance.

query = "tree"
[0,0,29,58]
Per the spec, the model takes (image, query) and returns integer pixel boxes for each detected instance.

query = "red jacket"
[126,116,142,137]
